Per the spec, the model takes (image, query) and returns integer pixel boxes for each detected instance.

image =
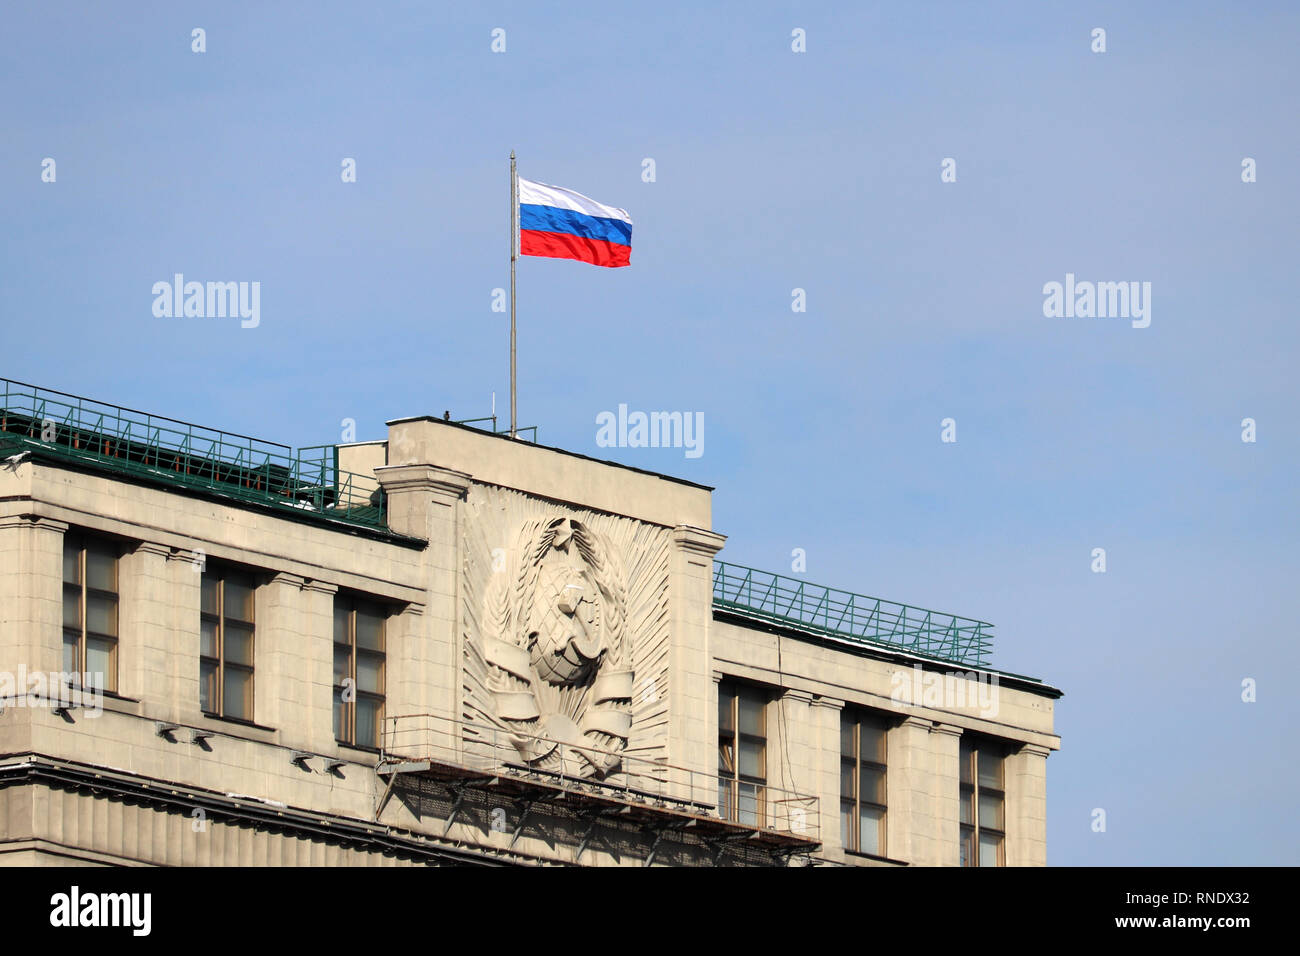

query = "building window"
[200,569,255,721]
[960,736,1006,866]
[718,682,767,826]
[841,711,887,856]
[333,597,386,749]
[62,535,119,692]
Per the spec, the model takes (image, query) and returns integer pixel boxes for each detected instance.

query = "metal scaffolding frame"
[377,714,821,865]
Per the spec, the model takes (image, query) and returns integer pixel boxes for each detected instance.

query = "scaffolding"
[378,713,821,865]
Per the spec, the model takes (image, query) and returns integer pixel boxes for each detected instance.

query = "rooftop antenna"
[491,391,497,433]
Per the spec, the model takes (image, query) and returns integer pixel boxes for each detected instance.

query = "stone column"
[375,464,471,761]
[1005,742,1050,866]
[667,525,725,804]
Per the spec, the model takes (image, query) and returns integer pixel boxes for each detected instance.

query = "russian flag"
[518,178,632,268]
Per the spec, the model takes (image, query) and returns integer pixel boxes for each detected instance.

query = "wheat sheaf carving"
[473,514,633,777]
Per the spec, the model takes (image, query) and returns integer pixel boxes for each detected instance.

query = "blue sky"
[3,1,1297,864]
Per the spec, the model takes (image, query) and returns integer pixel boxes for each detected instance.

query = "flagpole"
[509,150,518,439]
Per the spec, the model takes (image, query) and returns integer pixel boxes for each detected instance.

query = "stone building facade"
[0,380,1060,866]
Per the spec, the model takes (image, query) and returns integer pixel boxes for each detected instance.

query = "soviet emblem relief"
[478,516,633,777]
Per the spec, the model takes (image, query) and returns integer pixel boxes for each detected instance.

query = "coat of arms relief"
[462,487,671,781]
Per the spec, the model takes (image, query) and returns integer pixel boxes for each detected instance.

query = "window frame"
[62,534,120,693]
[840,709,888,857]
[960,736,1006,867]
[199,566,256,722]
[717,682,768,826]
[333,595,387,750]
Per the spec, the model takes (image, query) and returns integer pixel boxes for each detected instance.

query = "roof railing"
[0,377,389,533]
[712,561,993,667]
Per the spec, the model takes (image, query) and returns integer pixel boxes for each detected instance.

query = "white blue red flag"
[518,178,632,268]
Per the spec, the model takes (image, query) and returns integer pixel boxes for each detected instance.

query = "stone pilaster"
[375,464,471,757]
[667,525,725,802]
[383,602,424,751]
[117,541,171,706]
[166,547,203,725]
[299,578,339,753]
[259,572,307,736]
[808,695,844,852]
[1005,742,1051,866]
[0,515,67,676]
[930,722,964,866]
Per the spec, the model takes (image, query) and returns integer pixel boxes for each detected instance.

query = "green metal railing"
[712,561,993,667]
[0,377,388,532]
[453,415,538,442]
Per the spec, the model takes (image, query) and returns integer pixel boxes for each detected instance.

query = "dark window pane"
[62,631,79,673]
[355,608,384,650]
[738,693,764,736]
[333,693,347,742]
[841,757,856,799]
[356,651,383,694]
[979,792,1004,831]
[84,545,116,591]
[223,575,255,623]
[978,830,1003,867]
[718,741,735,775]
[85,593,116,637]
[859,765,885,805]
[63,543,80,584]
[978,748,1002,789]
[333,605,350,644]
[840,713,855,755]
[356,696,382,748]
[200,659,218,713]
[201,575,219,616]
[960,739,974,783]
[859,805,885,856]
[223,666,252,720]
[85,636,116,692]
[63,585,81,629]
[333,644,351,686]
[840,800,855,851]
[718,690,734,732]
[738,738,763,779]
[859,722,886,763]
[959,788,974,825]
[200,618,218,658]
[223,623,254,666]
[737,782,761,827]
[960,827,974,866]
